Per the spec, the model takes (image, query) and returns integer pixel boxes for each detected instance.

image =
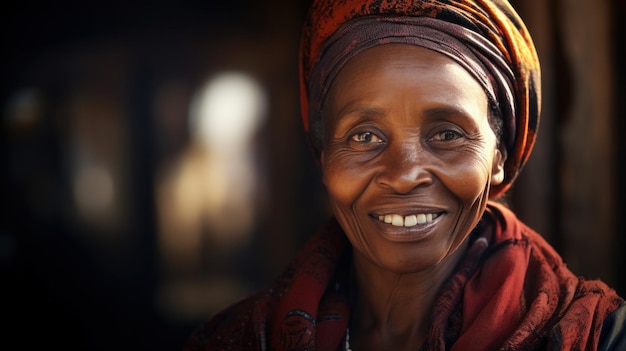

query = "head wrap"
[299,0,541,198]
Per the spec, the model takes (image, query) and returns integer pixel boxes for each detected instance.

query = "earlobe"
[491,149,505,185]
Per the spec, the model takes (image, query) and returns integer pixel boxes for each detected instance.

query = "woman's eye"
[432,130,462,141]
[351,131,383,143]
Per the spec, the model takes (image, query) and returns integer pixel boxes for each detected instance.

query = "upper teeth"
[377,213,435,227]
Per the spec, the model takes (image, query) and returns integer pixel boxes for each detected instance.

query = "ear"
[491,148,505,185]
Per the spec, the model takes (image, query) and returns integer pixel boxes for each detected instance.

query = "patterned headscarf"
[299,0,541,198]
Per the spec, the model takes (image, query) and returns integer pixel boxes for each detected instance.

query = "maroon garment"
[184,203,622,350]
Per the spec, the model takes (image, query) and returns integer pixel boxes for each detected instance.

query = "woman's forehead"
[327,44,487,113]
[333,44,473,82]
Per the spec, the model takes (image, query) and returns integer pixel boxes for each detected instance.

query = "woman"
[185,0,625,350]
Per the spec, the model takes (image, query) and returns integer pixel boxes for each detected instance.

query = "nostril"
[376,164,433,194]
[375,143,433,193]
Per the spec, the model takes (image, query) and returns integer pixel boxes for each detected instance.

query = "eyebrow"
[337,105,386,120]
[338,105,474,121]
[422,106,473,119]
[423,106,483,134]
[329,104,481,138]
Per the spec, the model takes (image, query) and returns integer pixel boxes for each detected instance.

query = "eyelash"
[347,128,464,148]
[351,131,384,144]
[431,130,463,142]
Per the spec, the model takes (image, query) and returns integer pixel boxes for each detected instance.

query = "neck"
[349,239,468,350]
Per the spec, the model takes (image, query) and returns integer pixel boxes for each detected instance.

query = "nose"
[376,142,433,194]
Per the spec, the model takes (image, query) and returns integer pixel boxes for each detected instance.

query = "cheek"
[437,150,493,203]
[322,152,375,207]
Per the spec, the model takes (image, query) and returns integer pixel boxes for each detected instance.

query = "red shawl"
[185,202,623,350]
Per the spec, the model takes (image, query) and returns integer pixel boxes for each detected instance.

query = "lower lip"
[370,214,442,243]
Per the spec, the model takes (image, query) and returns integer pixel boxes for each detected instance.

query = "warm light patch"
[189,72,267,149]
[156,71,269,320]
[74,164,115,217]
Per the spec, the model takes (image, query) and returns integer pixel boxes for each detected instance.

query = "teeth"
[377,213,437,227]
[391,214,404,226]
[404,215,417,227]
[416,214,426,224]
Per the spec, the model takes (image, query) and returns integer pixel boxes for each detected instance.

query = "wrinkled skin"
[320,44,505,349]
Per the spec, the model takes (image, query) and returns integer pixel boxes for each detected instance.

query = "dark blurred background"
[1,0,624,350]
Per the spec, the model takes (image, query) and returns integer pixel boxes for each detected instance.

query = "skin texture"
[320,44,505,349]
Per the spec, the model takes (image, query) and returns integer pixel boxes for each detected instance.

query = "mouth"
[374,212,442,227]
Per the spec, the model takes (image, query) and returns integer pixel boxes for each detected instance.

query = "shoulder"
[485,201,561,258]
[598,301,626,351]
[485,201,625,348]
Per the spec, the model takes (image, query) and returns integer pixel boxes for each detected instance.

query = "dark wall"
[2,1,316,350]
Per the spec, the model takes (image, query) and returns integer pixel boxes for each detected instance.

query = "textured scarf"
[299,0,541,198]
[184,203,622,350]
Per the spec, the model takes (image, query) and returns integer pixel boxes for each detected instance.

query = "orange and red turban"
[299,0,541,198]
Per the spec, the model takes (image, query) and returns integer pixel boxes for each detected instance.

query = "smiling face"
[321,44,504,274]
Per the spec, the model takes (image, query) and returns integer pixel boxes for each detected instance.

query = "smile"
[377,213,441,227]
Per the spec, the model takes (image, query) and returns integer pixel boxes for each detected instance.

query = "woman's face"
[321,44,504,274]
